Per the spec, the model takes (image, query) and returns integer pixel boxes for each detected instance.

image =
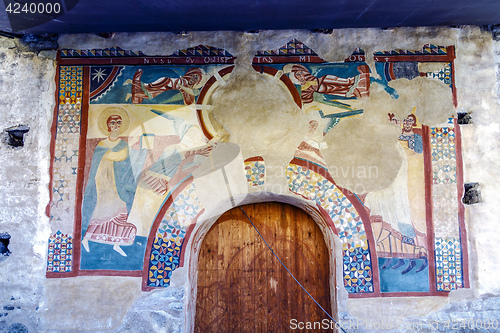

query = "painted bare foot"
[82,238,90,252]
[353,66,370,98]
[131,69,144,104]
[113,244,127,257]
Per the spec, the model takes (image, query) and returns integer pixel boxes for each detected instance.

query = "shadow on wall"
[0,322,28,333]
[2,125,29,148]
[462,182,481,205]
[0,233,11,264]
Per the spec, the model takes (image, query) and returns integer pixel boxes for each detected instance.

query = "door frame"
[184,193,339,333]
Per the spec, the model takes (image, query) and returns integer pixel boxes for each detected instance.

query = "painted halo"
[97,106,131,136]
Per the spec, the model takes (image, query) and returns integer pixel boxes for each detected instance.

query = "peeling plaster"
[211,69,308,167]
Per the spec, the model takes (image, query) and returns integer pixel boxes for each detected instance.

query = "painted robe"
[131,68,203,104]
[81,138,137,245]
[365,131,427,257]
[292,65,370,103]
[126,119,210,237]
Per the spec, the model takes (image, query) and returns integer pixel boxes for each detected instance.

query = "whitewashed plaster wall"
[0,37,54,332]
[0,26,498,332]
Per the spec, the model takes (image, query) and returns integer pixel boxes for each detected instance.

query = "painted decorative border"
[244,156,265,187]
[286,158,379,295]
[47,46,235,280]
[47,42,468,298]
[374,44,457,106]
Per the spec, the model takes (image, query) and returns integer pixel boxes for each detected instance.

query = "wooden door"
[195,202,334,332]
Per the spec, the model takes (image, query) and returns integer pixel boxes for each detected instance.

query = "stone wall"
[0,26,498,332]
[0,37,54,333]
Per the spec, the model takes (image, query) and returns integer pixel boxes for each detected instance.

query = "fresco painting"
[244,156,266,186]
[366,111,429,292]
[47,42,467,297]
[80,103,211,271]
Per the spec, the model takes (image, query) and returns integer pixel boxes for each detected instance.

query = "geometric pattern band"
[431,122,459,238]
[435,237,463,291]
[431,119,463,293]
[286,163,373,293]
[147,183,203,288]
[374,44,449,56]
[47,231,73,273]
[244,160,265,186]
[50,66,83,231]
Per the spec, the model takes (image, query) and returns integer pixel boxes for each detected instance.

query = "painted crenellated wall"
[0,26,499,332]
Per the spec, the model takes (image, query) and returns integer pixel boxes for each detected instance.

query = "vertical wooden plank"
[303,208,318,326]
[281,203,293,331]
[240,205,256,333]
[253,203,268,332]
[195,219,219,332]
[236,208,245,333]
[229,210,240,332]
[229,208,244,333]
[276,203,285,330]
[316,222,331,330]
[217,213,230,333]
[266,202,280,332]
[293,206,306,327]
[288,205,296,326]
[277,202,288,331]
[250,205,258,333]
[236,207,247,333]
[239,206,249,332]
[314,220,322,324]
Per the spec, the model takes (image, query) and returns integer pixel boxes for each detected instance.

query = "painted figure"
[294,118,328,168]
[129,68,203,104]
[285,64,370,103]
[390,113,423,154]
[81,107,137,257]
[389,111,427,250]
[126,111,212,237]
[293,107,365,167]
[364,110,428,274]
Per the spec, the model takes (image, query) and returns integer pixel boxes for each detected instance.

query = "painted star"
[92,68,107,83]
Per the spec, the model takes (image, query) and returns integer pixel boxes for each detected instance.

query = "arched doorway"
[195,202,334,332]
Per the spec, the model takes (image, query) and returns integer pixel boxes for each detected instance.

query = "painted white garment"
[364,143,412,232]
